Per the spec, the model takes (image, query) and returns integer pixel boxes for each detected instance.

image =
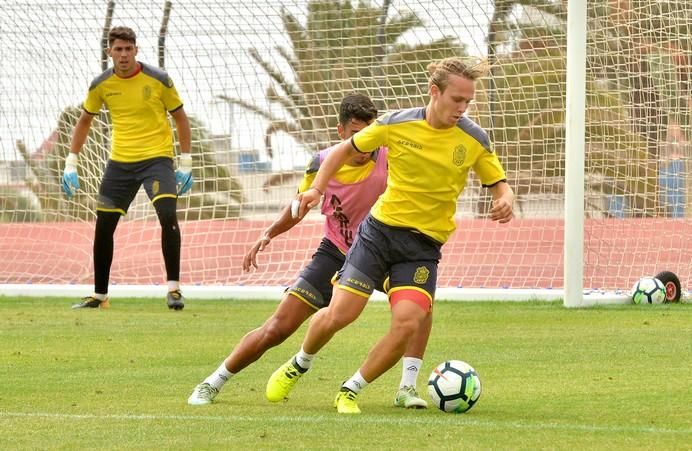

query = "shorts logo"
[142,85,152,100]
[152,180,160,195]
[453,144,467,167]
[292,286,316,301]
[346,277,371,291]
[413,266,430,284]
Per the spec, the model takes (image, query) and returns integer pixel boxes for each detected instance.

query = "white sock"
[168,280,180,292]
[203,362,234,390]
[343,370,369,394]
[294,347,315,371]
[93,293,107,301]
[400,357,423,389]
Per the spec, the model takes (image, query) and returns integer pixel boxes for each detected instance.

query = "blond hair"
[427,57,488,92]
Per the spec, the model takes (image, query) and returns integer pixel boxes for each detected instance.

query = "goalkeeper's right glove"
[62,153,80,198]
[175,153,194,195]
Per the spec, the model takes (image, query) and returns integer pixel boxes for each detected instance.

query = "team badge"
[152,180,160,195]
[413,266,430,284]
[453,144,467,166]
[142,85,152,100]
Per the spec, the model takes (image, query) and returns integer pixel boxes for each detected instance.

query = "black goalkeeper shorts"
[97,157,176,215]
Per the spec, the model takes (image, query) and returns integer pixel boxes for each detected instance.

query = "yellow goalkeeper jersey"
[82,62,183,163]
[351,107,506,244]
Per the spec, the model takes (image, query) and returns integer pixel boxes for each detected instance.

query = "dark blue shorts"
[287,238,345,310]
[288,237,390,310]
[98,157,176,215]
[335,215,441,305]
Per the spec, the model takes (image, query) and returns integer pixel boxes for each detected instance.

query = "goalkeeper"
[63,26,193,310]
[188,93,431,409]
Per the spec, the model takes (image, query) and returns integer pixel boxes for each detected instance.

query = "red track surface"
[1,219,689,290]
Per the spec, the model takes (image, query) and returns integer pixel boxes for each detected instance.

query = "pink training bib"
[319,146,388,252]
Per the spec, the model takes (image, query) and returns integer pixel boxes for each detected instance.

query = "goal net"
[0,0,689,301]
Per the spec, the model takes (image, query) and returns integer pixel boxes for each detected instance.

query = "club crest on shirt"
[413,266,430,284]
[453,144,467,166]
[152,180,160,195]
[142,85,152,100]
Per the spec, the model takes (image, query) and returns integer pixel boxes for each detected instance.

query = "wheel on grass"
[654,271,682,303]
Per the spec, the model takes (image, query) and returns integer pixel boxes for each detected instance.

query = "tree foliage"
[220,0,465,158]
[483,0,690,216]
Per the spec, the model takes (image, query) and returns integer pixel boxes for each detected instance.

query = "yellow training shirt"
[351,107,506,244]
[82,62,184,162]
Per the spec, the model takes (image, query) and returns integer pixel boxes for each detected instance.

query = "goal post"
[0,1,689,304]
[564,0,587,307]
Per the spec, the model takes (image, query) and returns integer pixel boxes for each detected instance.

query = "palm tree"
[10,0,245,223]
[485,0,565,145]
[219,0,465,172]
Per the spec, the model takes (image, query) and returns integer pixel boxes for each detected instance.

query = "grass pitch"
[1,297,690,450]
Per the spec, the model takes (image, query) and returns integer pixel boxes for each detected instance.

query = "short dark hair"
[108,26,137,46]
[339,93,377,125]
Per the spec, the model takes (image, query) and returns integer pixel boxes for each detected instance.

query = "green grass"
[1,297,690,450]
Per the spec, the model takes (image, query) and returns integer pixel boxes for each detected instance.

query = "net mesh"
[0,0,689,293]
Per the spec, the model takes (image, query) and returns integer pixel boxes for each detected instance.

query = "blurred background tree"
[8,1,244,222]
[219,0,466,176]
[477,0,690,217]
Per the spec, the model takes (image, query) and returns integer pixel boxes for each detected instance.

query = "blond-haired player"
[267,58,514,413]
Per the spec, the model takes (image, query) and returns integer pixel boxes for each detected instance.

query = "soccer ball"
[427,360,481,413]
[631,277,666,304]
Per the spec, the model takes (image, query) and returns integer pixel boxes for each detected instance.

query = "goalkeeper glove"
[62,153,80,198]
[176,153,194,195]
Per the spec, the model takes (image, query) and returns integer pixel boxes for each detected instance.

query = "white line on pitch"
[0,411,689,435]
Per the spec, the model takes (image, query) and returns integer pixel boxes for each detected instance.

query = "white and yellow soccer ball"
[631,277,666,304]
[427,360,481,413]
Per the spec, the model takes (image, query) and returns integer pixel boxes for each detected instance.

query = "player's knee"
[260,320,293,347]
[94,211,120,238]
[154,198,178,228]
[391,316,421,340]
[323,308,357,331]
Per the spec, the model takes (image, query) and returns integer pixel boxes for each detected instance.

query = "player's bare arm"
[170,107,194,195]
[242,201,304,272]
[69,111,96,154]
[488,181,514,223]
[61,111,97,197]
[170,107,192,153]
[298,139,357,216]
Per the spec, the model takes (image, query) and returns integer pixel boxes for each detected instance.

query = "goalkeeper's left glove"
[175,153,194,195]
